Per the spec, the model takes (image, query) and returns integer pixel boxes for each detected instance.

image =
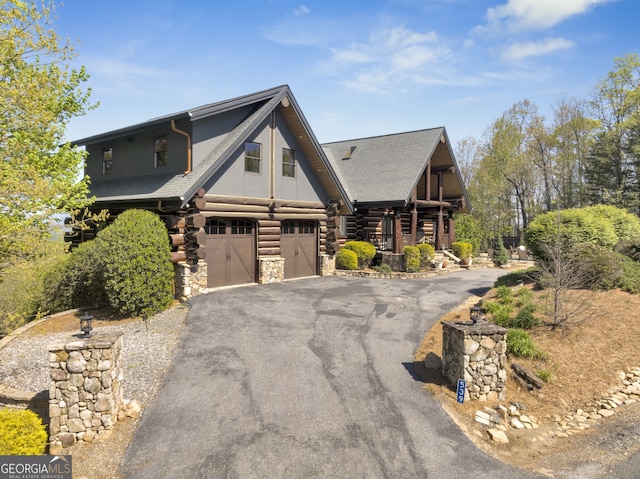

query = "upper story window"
[282,148,296,177]
[154,136,168,168]
[102,147,112,175]
[244,141,261,173]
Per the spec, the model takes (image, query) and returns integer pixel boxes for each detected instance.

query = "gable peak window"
[244,141,261,173]
[154,136,168,168]
[282,148,296,178]
[102,147,112,175]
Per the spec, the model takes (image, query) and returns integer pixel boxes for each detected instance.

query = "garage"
[281,220,318,279]
[205,218,256,288]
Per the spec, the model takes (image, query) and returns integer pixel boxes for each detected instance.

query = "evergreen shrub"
[0,409,48,455]
[506,329,545,359]
[618,258,640,294]
[572,244,624,291]
[343,241,376,269]
[492,237,510,267]
[416,243,435,267]
[403,246,420,273]
[336,248,358,270]
[451,241,473,259]
[98,210,174,317]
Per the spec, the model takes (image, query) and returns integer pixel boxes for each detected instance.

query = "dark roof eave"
[88,196,184,212]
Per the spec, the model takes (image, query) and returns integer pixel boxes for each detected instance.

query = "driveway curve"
[121,270,546,478]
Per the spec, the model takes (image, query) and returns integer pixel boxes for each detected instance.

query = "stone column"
[174,260,208,299]
[440,320,507,402]
[319,254,335,276]
[258,257,285,283]
[48,332,123,452]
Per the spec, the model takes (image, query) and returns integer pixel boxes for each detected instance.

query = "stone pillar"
[258,257,285,284]
[174,260,208,299]
[319,254,335,276]
[48,332,123,452]
[440,321,507,402]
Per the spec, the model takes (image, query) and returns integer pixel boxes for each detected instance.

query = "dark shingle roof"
[322,128,445,205]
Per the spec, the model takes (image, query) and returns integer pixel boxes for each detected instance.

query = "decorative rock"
[66,352,87,374]
[599,409,615,418]
[122,399,142,419]
[510,418,525,429]
[487,428,509,444]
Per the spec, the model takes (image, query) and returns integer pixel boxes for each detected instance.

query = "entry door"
[205,219,256,288]
[281,220,318,279]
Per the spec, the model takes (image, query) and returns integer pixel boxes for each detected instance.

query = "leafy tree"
[0,1,95,268]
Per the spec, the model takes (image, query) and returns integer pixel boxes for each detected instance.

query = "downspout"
[171,119,192,174]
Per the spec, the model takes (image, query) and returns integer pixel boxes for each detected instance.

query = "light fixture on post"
[79,311,94,338]
[469,307,486,325]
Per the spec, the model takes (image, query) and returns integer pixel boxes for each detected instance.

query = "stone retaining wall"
[48,332,123,452]
[441,320,508,402]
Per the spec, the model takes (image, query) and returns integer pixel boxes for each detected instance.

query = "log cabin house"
[71,85,470,296]
[321,128,470,254]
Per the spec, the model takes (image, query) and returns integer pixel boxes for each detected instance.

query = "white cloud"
[294,5,310,16]
[484,0,616,32]
[319,26,450,93]
[502,37,575,60]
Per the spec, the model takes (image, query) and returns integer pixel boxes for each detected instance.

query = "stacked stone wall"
[48,332,123,452]
[441,321,507,402]
[258,257,285,284]
[174,260,208,299]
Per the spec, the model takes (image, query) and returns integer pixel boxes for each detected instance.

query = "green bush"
[98,210,174,318]
[492,237,510,267]
[587,205,640,241]
[485,302,513,327]
[515,287,534,305]
[495,285,513,305]
[343,241,376,269]
[524,207,624,260]
[0,409,48,455]
[506,329,545,359]
[616,238,640,262]
[454,214,482,256]
[336,248,358,270]
[0,240,67,336]
[42,239,109,313]
[572,244,624,291]
[416,243,435,267]
[617,258,640,294]
[403,246,421,273]
[451,241,473,259]
[536,369,553,382]
[511,303,539,329]
[373,263,392,273]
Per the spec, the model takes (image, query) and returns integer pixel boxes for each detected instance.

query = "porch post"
[410,204,417,246]
[448,214,456,245]
[394,208,403,254]
[436,209,445,250]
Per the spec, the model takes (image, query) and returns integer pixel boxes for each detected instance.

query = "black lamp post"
[470,307,486,325]
[79,312,94,338]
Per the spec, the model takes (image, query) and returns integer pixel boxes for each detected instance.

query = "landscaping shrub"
[454,214,482,256]
[98,210,174,318]
[506,329,545,359]
[403,246,421,273]
[416,243,435,267]
[587,205,640,241]
[616,238,640,262]
[524,207,622,260]
[492,237,510,267]
[451,241,472,259]
[42,239,109,313]
[335,248,358,270]
[0,409,48,455]
[618,258,640,294]
[572,244,624,291]
[343,241,376,269]
[495,285,513,305]
[0,240,67,336]
[373,263,392,273]
[511,303,539,329]
[515,287,534,305]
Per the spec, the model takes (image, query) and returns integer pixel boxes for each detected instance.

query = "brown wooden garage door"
[205,219,256,288]
[281,220,317,279]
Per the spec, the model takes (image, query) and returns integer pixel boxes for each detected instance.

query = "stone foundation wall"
[258,257,285,284]
[48,332,123,451]
[441,321,507,402]
[174,261,208,299]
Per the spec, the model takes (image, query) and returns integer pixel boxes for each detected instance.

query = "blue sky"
[56,0,638,146]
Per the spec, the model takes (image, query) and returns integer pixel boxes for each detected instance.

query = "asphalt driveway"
[121,270,546,478]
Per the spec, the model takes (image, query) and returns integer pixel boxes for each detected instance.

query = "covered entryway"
[205,218,256,288]
[281,220,318,279]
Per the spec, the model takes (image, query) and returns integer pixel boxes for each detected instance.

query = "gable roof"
[322,127,469,212]
[74,85,352,212]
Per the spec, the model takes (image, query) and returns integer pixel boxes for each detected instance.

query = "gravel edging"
[0,305,189,408]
